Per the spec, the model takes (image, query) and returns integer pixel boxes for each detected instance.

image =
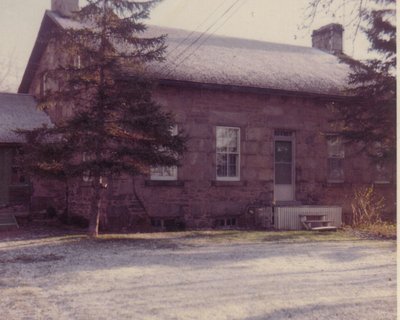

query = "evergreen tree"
[333,0,395,162]
[18,0,187,237]
[304,0,396,162]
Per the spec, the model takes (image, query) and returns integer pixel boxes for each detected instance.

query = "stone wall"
[27,44,396,230]
[64,84,395,230]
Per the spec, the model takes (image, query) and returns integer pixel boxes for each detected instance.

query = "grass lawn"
[97,228,361,245]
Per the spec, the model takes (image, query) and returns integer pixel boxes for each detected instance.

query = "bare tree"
[0,52,17,92]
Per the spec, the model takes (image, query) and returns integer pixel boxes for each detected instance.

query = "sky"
[0,0,370,92]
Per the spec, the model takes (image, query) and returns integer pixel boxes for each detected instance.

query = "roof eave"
[157,79,352,101]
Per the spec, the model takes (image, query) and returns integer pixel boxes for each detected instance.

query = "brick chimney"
[312,23,343,54]
[51,0,79,17]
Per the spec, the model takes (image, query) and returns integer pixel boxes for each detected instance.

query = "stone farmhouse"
[5,0,394,230]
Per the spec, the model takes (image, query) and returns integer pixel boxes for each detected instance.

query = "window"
[216,126,240,181]
[327,135,344,182]
[82,152,93,182]
[215,217,237,228]
[150,125,178,181]
[373,142,390,183]
[73,55,81,69]
[40,73,48,97]
[375,161,390,183]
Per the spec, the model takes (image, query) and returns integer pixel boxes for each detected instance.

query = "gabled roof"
[0,93,52,143]
[145,26,350,96]
[19,10,351,97]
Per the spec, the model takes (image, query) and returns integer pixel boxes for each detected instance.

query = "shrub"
[351,185,385,227]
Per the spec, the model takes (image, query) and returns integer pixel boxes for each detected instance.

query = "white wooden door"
[274,133,294,202]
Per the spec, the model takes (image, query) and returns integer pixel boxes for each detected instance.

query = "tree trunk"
[88,178,102,237]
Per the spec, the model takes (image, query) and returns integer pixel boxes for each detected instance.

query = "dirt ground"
[0,229,396,320]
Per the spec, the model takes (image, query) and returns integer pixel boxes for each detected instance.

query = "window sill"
[145,180,185,187]
[327,180,345,184]
[374,180,391,185]
[9,184,31,188]
[212,180,247,187]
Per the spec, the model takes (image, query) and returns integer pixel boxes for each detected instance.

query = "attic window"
[40,73,48,97]
[73,55,81,69]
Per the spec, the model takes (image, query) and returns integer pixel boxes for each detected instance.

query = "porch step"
[299,214,336,232]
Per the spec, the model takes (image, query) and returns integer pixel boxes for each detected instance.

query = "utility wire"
[163,0,232,60]
[163,0,247,78]
[161,0,243,77]
[157,0,232,76]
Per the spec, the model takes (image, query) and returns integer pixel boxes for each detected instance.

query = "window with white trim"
[327,135,344,182]
[150,125,178,181]
[216,126,240,181]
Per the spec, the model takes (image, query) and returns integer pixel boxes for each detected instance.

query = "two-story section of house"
[18,0,395,230]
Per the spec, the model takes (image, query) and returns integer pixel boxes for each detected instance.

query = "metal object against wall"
[274,206,342,230]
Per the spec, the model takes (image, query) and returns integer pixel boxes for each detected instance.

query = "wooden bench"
[299,214,337,231]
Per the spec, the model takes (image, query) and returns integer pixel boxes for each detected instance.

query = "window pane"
[228,154,238,177]
[216,128,228,152]
[217,127,239,153]
[275,141,292,163]
[275,163,292,184]
[150,165,177,180]
[227,128,238,152]
[327,136,344,158]
[217,154,228,177]
[328,158,344,180]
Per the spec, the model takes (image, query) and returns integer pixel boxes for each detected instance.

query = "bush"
[351,185,385,227]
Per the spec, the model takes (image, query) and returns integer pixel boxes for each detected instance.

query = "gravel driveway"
[0,236,396,320]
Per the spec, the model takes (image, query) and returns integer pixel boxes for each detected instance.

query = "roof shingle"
[31,11,351,97]
[0,93,52,143]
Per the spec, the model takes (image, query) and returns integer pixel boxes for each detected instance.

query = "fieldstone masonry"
[54,84,394,230]
[21,13,395,230]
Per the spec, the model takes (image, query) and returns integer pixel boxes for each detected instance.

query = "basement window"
[151,218,185,231]
[215,217,237,228]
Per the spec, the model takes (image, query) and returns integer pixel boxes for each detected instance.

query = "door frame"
[273,130,295,202]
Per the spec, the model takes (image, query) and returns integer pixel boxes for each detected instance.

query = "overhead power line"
[163,0,232,61]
